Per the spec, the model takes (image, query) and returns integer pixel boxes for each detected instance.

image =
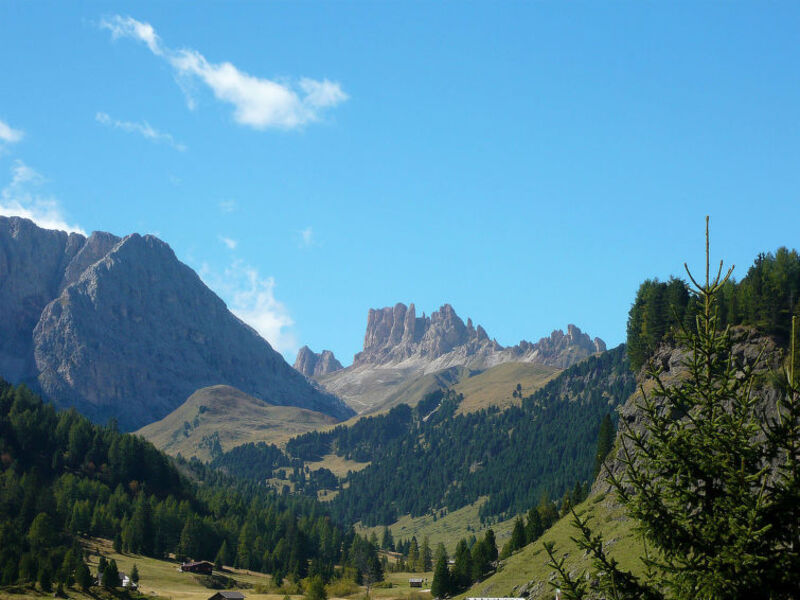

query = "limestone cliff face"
[318,302,606,414]
[352,302,604,370]
[294,346,343,377]
[0,216,353,430]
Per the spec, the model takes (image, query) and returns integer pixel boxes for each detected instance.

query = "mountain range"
[299,302,605,413]
[0,216,353,430]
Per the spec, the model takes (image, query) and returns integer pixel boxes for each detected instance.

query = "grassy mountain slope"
[452,362,560,414]
[137,385,338,460]
[457,494,643,600]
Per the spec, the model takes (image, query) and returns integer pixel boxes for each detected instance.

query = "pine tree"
[524,507,543,543]
[592,413,615,478]
[431,555,451,599]
[75,562,93,590]
[101,559,119,589]
[510,517,526,553]
[131,563,140,584]
[215,540,230,570]
[421,536,433,571]
[546,218,800,599]
[407,537,419,572]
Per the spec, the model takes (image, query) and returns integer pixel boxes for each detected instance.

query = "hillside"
[0,378,380,591]
[464,325,787,600]
[137,385,338,461]
[0,216,353,430]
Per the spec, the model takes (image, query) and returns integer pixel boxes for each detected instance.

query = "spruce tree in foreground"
[546,218,800,599]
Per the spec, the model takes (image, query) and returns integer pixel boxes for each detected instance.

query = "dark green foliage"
[627,247,800,370]
[210,441,297,480]
[0,380,354,585]
[549,223,800,599]
[75,561,92,590]
[131,563,139,584]
[324,349,634,526]
[380,526,394,551]
[592,413,615,478]
[101,559,119,589]
[345,534,383,587]
[430,554,451,598]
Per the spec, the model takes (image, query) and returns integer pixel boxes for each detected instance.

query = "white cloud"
[100,15,348,130]
[0,161,85,234]
[218,199,237,213]
[219,235,238,250]
[0,119,24,145]
[100,15,162,55]
[199,259,297,356]
[96,111,186,151]
[298,225,315,248]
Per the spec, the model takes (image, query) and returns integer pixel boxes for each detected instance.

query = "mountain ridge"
[313,301,605,414]
[0,216,353,429]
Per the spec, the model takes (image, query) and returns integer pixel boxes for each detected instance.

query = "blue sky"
[1,2,799,365]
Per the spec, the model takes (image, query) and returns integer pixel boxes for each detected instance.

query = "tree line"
[627,247,800,370]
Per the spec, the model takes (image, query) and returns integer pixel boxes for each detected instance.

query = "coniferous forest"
[0,381,380,588]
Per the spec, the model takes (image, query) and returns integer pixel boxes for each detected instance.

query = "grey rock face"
[353,302,603,370]
[294,346,343,377]
[1,216,353,430]
[320,302,606,414]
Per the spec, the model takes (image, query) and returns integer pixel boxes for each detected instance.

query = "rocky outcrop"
[354,303,501,366]
[353,302,604,370]
[0,216,354,430]
[294,346,343,377]
[318,302,606,414]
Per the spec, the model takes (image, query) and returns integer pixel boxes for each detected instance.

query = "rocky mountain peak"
[0,216,354,430]
[351,301,606,371]
[294,346,344,377]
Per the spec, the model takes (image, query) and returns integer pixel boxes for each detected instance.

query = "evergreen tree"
[101,559,119,589]
[509,517,526,553]
[592,413,615,478]
[525,506,543,543]
[407,537,419,572]
[75,562,93,590]
[546,219,800,599]
[380,527,394,551]
[131,564,139,584]
[215,540,230,570]
[452,539,473,590]
[431,554,451,599]
[421,536,433,571]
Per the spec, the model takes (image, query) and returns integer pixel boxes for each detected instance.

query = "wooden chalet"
[180,560,214,575]
[409,578,424,588]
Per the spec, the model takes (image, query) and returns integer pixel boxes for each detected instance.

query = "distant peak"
[294,346,343,377]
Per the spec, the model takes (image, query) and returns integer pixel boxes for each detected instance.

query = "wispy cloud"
[99,15,348,130]
[199,259,297,356]
[298,225,315,248]
[218,235,238,250]
[0,161,85,234]
[96,112,186,151]
[218,199,237,213]
[0,119,23,145]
